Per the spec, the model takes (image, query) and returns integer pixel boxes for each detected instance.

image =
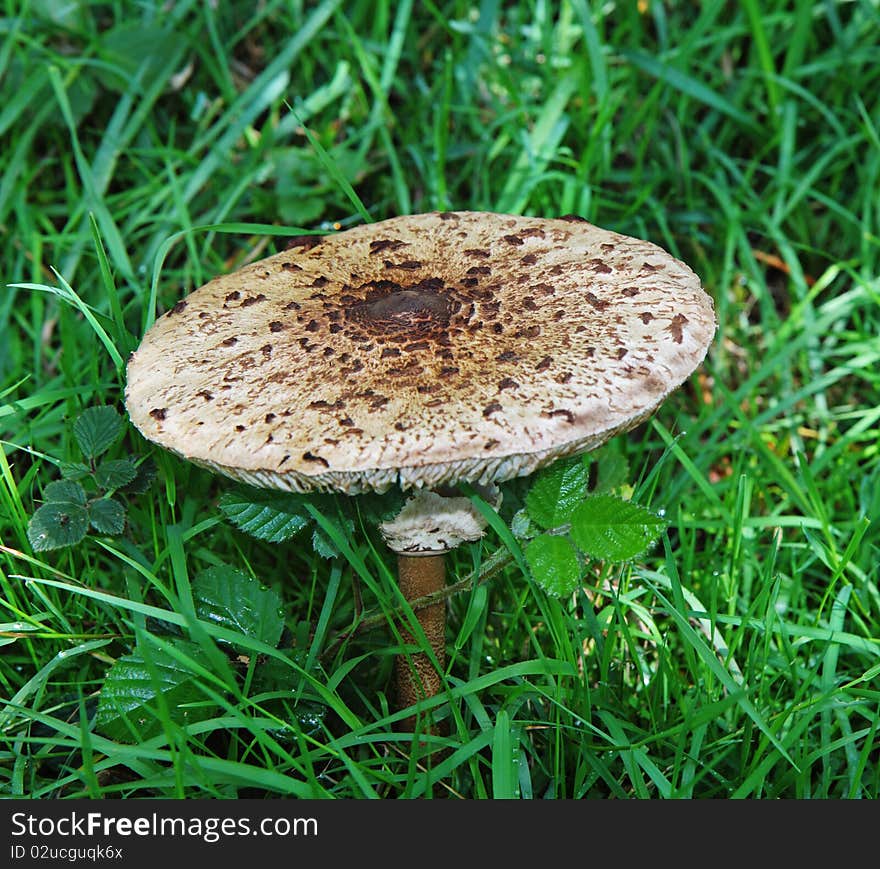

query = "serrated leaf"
[73,406,123,459]
[88,497,126,535]
[43,479,87,505]
[525,534,582,597]
[122,457,157,494]
[311,516,354,559]
[192,565,285,649]
[525,455,591,529]
[95,641,218,742]
[218,487,314,543]
[27,502,90,551]
[59,461,91,481]
[94,457,138,490]
[569,494,667,562]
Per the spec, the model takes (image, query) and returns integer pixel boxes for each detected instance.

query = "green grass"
[2,0,879,799]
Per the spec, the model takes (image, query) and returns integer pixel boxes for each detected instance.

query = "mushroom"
[376,484,502,723]
[124,211,715,729]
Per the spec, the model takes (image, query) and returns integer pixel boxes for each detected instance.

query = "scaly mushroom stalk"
[394,552,446,716]
[379,487,494,728]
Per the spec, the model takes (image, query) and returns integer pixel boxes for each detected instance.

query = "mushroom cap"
[125,211,715,495]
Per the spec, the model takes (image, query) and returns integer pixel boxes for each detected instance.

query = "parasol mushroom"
[124,211,716,729]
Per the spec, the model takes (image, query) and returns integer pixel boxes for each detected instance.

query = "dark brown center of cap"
[347,281,456,337]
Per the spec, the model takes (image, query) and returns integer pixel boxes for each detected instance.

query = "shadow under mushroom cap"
[125,211,716,494]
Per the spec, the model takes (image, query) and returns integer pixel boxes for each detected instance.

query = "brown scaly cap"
[125,211,716,494]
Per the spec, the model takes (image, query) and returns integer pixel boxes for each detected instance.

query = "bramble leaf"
[525,533,582,597]
[121,457,157,494]
[219,486,319,543]
[525,455,591,529]
[59,461,91,481]
[192,565,285,649]
[94,457,138,490]
[311,516,354,559]
[88,497,126,535]
[27,502,90,551]
[73,406,124,459]
[43,479,87,505]
[95,641,218,742]
[569,494,667,562]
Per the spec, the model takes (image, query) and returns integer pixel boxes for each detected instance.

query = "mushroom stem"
[380,487,499,730]
[394,552,446,726]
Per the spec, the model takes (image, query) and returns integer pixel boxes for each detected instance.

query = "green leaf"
[88,497,126,535]
[525,534,583,597]
[311,516,354,559]
[94,457,138,490]
[218,486,315,543]
[525,455,591,529]
[569,494,668,562]
[95,641,219,742]
[122,457,157,494]
[59,461,91,481]
[192,566,285,649]
[311,524,338,559]
[43,480,87,505]
[73,406,123,459]
[27,502,90,551]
